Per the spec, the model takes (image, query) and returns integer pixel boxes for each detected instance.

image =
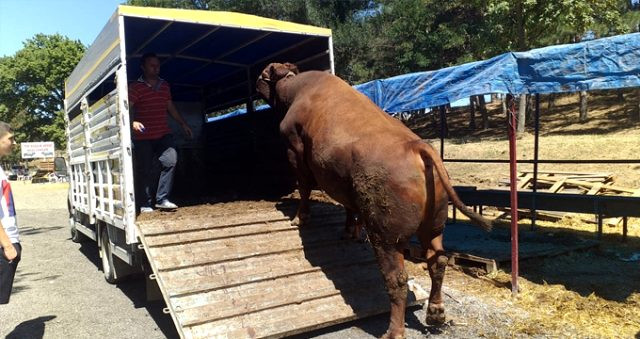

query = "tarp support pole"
[507,94,519,295]
[439,105,446,159]
[532,94,540,230]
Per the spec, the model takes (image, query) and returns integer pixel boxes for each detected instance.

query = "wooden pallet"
[499,170,640,227]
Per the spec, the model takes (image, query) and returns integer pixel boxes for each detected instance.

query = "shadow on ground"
[76,241,179,339]
[5,315,56,339]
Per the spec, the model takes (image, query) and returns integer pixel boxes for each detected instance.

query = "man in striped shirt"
[129,53,193,213]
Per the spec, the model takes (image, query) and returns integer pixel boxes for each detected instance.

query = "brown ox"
[256,63,491,339]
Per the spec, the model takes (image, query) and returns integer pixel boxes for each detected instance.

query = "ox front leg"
[286,147,312,226]
[292,180,311,226]
[372,240,408,339]
[425,232,447,326]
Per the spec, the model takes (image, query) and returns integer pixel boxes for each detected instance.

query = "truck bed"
[136,199,425,338]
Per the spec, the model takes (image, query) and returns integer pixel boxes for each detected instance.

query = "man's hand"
[181,123,193,139]
[132,121,145,133]
[3,244,17,262]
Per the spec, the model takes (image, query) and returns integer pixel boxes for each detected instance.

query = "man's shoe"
[140,206,154,213]
[155,199,178,210]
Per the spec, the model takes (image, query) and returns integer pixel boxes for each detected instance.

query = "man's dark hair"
[141,52,159,66]
[0,121,12,138]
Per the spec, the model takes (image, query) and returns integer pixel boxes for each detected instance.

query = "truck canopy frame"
[65,5,333,117]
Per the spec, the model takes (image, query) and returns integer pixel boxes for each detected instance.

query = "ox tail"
[416,141,492,232]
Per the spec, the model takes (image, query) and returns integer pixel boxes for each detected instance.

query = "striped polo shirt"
[128,76,172,140]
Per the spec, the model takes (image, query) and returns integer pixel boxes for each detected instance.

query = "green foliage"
[0,34,85,150]
[123,0,629,83]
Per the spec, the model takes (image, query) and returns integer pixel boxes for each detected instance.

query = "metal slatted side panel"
[136,203,426,339]
[86,89,125,227]
[70,164,90,214]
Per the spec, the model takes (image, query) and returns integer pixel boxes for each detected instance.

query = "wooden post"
[636,89,640,121]
[597,213,603,239]
[439,105,447,159]
[469,96,476,130]
[480,95,489,129]
[507,94,519,295]
[623,217,628,242]
[517,94,526,134]
[579,90,588,122]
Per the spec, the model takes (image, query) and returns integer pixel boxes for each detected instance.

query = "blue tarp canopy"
[355,32,640,113]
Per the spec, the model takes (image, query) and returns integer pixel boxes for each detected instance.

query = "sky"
[0,0,124,57]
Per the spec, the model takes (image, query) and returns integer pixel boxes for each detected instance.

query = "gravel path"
[0,182,519,339]
[0,182,176,338]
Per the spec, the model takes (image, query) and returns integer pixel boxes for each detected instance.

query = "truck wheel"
[100,228,120,284]
[69,217,89,243]
[68,199,88,243]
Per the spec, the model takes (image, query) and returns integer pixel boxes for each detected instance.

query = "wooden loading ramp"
[136,201,425,338]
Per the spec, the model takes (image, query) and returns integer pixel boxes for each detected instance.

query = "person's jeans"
[134,134,177,208]
[0,242,22,304]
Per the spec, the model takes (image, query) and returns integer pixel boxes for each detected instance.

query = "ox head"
[256,62,299,108]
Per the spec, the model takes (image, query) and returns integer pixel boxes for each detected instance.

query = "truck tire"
[100,228,122,284]
[70,217,89,243]
[68,200,89,243]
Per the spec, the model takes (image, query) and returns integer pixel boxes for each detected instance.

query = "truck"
[65,5,423,338]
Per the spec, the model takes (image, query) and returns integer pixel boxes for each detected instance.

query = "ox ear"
[283,62,299,75]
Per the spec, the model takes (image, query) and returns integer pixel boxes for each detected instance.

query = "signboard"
[21,142,55,159]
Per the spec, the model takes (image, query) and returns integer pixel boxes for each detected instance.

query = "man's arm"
[168,101,193,138]
[0,221,17,261]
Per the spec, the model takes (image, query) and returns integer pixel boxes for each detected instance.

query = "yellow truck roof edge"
[117,5,332,37]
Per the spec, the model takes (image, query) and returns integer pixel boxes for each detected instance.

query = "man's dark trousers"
[0,243,21,304]
[134,134,177,208]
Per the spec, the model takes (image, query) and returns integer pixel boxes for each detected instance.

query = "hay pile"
[479,271,640,337]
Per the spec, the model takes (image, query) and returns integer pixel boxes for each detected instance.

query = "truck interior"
[67,6,334,207]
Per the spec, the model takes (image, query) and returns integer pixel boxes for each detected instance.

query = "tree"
[0,34,85,150]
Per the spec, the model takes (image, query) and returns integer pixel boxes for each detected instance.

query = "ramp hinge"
[149,274,157,280]
[163,308,171,314]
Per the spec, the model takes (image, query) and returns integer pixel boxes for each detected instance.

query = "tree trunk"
[502,94,508,123]
[469,96,476,130]
[515,0,526,50]
[617,89,625,102]
[479,95,489,129]
[547,93,555,111]
[439,105,449,138]
[517,94,526,134]
[579,91,588,122]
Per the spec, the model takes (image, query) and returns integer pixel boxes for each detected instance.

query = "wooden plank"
[517,173,533,189]
[183,293,391,339]
[547,177,567,193]
[173,264,385,327]
[139,210,290,235]
[587,182,603,195]
[160,242,376,296]
[148,228,340,271]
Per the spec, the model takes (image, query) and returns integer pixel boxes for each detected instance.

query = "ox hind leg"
[417,226,447,326]
[371,237,409,339]
[344,208,365,241]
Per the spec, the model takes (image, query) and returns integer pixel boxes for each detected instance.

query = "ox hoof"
[380,330,405,339]
[291,215,310,226]
[425,303,446,326]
